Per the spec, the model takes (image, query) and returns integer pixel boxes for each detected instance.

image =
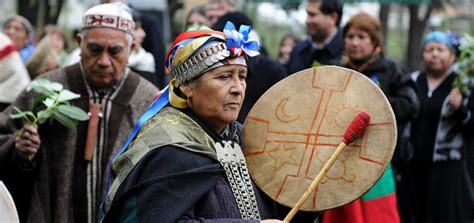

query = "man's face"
[3,20,29,50]
[78,28,130,89]
[305,2,335,43]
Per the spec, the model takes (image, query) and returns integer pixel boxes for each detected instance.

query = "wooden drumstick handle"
[283,112,371,222]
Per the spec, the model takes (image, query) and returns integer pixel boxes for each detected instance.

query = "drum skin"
[243,66,397,211]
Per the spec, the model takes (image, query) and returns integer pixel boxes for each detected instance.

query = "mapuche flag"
[322,164,400,223]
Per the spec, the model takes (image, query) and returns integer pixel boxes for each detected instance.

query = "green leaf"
[32,95,48,113]
[37,109,53,124]
[52,110,77,129]
[56,105,89,121]
[26,79,56,97]
[10,107,36,124]
[49,82,63,92]
[58,89,81,102]
[43,98,55,108]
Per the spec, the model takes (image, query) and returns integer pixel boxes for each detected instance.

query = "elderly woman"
[2,16,35,62]
[323,13,418,223]
[101,24,283,222]
[409,31,474,223]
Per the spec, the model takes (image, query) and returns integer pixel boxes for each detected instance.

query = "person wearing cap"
[0,2,158,222]
[101,23,283,222]
[407,31,474,223]
[2,15,36,63]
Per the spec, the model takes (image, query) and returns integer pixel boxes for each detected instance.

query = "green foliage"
[454,34,474,95]
[10,79,89,129]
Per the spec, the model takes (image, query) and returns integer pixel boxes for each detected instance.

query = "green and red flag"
[322,164,400,223]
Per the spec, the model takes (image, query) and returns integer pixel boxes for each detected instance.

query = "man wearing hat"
[0,2,158,222]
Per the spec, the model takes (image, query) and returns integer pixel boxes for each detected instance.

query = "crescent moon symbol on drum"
[275,97,300,123]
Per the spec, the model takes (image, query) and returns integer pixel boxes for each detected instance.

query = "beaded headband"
[171,42,230,86]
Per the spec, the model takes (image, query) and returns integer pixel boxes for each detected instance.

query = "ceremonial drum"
[243,66,397,211]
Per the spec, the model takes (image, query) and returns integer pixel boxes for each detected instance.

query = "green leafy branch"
[10,79,89,130]
[454,33,474,95]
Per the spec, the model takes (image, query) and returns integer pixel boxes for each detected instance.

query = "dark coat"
[345,56,419,166]
[286,30,344,75]
[103,107,279,222]
[0,63,158,223]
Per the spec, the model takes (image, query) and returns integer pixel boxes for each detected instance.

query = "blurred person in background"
[26,25,68,78]
[128,9,157,86]
[62,28,82,67]
[408,31,474,223]
[278,34,299,71]
[102,0,167,89]
[287,0,344,74]
[0,33,30,112]
[323,12,419,223]
[2,15,35,63]
[206,0,236,25]
[185,5,211,29]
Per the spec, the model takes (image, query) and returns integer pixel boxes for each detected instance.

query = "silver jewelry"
[215,141,261,220]
[171,43,229,86]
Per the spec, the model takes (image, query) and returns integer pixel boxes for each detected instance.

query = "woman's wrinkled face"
[182,64,247,132]
[422,41,455,75]
[344,27,375,62]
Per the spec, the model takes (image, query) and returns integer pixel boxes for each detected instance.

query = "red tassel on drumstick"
[283,112,371,222]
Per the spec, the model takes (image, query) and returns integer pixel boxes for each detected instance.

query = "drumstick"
[283,112,371,223]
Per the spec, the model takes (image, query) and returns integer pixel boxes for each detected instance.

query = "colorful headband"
[165,22,260,86]
[81,2,135,34]
[422,31,453,50]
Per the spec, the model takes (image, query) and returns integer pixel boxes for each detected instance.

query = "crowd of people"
[0,0,473,222]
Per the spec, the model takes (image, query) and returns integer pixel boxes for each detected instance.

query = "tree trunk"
[16,0,64,34]
[17,0,39,27]
[379,3,391,52]
[405,4,433,72]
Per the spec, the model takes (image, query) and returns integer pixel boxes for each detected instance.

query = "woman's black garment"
[409,71,474,223]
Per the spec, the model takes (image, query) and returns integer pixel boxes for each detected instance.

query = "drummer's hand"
[15,125,41,160]
[261,220,284,223]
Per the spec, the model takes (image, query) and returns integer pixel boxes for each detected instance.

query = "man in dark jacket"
[287,0,344,74]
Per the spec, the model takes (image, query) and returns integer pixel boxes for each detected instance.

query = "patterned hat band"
[82,14,134,34]
[171,42,246,86]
